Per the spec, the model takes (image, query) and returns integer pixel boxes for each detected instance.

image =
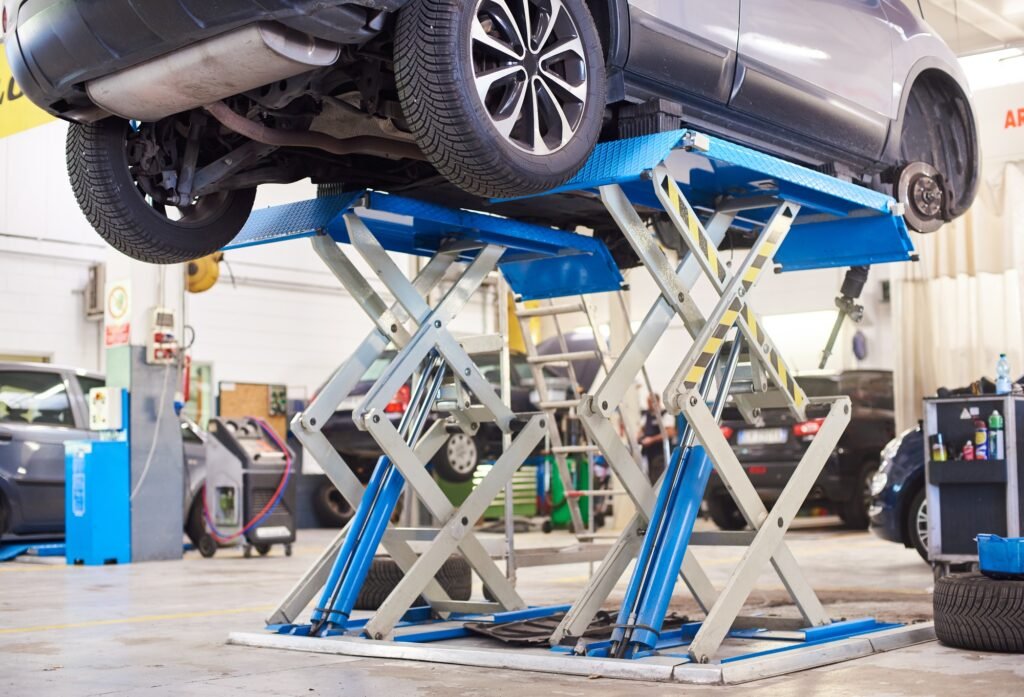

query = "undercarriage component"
[204,102,424,161]
[87,23,342,122]
[819,265,869,369]
[895,163,946,234]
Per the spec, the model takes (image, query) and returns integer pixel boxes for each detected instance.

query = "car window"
[839,371,894,410]
[0,371,74,426]
[799,377,840,397]
[76,375,105,396]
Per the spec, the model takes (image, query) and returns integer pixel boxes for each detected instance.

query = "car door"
[732,0,894,158]
[0,367,91,534]
[625,1,740,103]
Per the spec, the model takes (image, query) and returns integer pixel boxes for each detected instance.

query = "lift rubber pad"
[226,190,624,302]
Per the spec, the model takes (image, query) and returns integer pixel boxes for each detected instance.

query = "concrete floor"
[1,518,1021,696]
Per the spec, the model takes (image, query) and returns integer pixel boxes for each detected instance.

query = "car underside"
[5,0,980,264]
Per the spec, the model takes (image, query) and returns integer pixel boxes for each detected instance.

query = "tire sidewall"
[450,0,606,179]
[72,118,256,263]
[906,488,929,561]
[435,433,479,483]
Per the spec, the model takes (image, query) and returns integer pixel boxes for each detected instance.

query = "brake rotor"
[896,162,946,233]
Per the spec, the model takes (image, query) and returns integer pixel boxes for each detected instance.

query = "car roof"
[0,361,104,382]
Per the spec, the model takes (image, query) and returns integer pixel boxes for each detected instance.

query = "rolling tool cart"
[923,395,1023,576]
[203,417,296,558]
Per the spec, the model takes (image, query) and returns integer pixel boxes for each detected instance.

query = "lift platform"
[225,129,931,685]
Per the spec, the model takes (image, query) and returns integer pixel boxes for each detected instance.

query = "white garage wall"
[0,122,488,395]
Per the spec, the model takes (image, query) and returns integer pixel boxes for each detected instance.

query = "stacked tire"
[934,573,1024,653]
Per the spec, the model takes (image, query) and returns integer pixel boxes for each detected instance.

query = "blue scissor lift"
[225,130,931,684]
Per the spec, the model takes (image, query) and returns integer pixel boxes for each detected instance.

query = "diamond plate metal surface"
[225,192,362,250]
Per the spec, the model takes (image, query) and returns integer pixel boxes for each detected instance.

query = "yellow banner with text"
[0,50,55,139]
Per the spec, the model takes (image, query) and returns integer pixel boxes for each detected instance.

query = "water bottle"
[996,353,1012,395]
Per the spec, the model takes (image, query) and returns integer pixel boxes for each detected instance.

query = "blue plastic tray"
[977,534,1024,578]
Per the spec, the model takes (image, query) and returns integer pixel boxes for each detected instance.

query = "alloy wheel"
[445,433,479,475]
[471,0,589,155]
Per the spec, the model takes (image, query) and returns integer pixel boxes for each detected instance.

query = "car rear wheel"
[313,479,355,528]
[67,117,256,264]
[838,461,877,530]
[433,433,480,483]
[708,495,747,531]
[906,488,929,562]
[395,0,606,198]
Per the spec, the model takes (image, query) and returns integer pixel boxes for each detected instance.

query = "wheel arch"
[884,58,980,219]
[583,0,629,100]
[898,472,926,547]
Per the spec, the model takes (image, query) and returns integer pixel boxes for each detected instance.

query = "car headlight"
[869,471,888,497]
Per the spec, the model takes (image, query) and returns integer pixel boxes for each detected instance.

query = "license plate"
[737,428,788,446]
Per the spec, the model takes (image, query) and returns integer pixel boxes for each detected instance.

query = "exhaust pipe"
[87,23,341,122]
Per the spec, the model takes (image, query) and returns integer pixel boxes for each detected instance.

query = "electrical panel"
[88,387,125,431]
[146,307,179,365]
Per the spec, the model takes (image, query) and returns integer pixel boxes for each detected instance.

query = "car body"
[4,0,978,264]
[868,425,927,560]
[321,350,541,479]
[0,361,207,541]
[707,370,896,530]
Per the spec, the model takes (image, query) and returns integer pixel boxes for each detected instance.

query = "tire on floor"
[933,572,1024,653]
[355,555,473,611]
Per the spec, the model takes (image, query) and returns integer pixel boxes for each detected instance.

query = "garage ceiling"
[913,0,1024,55]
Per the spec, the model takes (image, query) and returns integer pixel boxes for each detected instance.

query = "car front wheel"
[395,0,607,198]
[433,433,480,483]
[906,488,929,562]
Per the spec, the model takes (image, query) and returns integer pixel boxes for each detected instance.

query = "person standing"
[639,393,676,484]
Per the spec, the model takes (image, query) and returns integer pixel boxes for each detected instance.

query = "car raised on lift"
[4,1,977,264]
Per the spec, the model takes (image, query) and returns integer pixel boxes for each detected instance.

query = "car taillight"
[2,7,7,34]
[792,418,825,438]
[720,425,734,441]
[384,384,411,414]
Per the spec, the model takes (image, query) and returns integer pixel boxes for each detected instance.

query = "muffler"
[86,22,341,122]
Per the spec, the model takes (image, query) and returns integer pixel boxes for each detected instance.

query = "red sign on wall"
[1005,108,1024,129]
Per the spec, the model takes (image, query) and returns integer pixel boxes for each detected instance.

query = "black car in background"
[707,370,895,531]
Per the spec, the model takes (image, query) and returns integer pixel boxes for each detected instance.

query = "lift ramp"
[225,129,931,684]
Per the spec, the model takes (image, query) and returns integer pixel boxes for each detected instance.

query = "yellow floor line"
[0,605,273,636]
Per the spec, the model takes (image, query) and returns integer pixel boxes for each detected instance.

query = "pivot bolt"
[374,632,383,640]
[390,323,398,334]
[539,419,546,428]
[372,415,380,424]
[434,320,441,328]
[689,395,698,407]
[677,292,685,303]
[777,517,784,528]
[464,368,471,376]
[461,516,469,526]
[601,401,609,411]
[309,417,317,427]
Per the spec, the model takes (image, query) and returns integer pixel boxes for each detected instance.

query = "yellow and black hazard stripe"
[683,296,743,390]
[662,177,728,285]
[739,306,806,409]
